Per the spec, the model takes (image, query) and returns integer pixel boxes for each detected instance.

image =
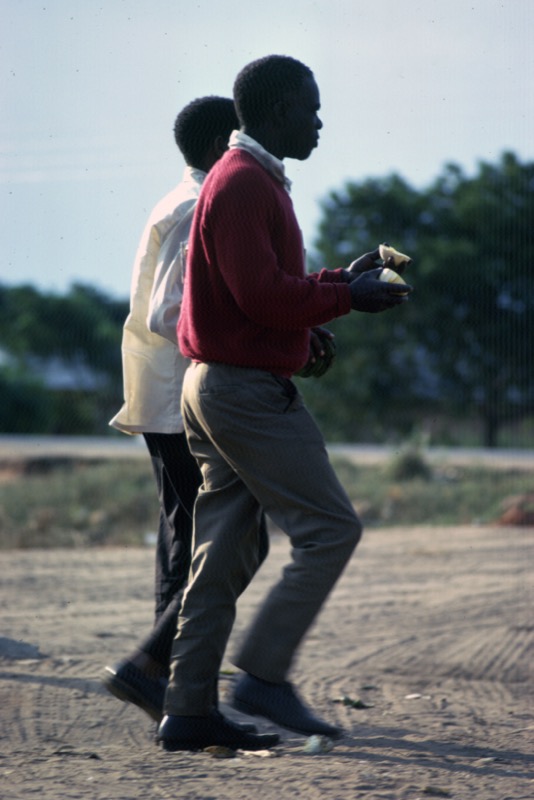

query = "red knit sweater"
[178,149,352,376]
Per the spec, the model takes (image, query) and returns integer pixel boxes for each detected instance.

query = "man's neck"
[241,126,284,160]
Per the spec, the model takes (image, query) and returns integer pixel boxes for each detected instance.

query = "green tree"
[0,283,128,434]
[417,153,534,446]
[308,152,534,446]
[0,367,55,433]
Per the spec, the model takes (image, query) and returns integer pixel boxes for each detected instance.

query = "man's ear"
[272,96,288,125]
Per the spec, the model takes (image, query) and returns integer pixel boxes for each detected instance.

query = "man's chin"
[294,145,316,161]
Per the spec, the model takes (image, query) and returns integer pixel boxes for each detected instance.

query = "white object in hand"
[379,243,412,269]
[378,267,410,294]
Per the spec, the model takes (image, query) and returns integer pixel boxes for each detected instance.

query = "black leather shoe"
[157,710,280,752]
[103,662,166,722]
[232,674,342,738]
[103,661,259,732]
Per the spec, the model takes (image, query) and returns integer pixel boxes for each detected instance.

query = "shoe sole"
[158,734,279,753]
[158,737,212,752]
[102,670,162,723]
[232,697,341,738]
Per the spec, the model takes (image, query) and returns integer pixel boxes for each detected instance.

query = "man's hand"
[296,327,336,378]
[344,248,382,281]
[309,326,334,362]
[349,267,413,313]
[344,243,411,281]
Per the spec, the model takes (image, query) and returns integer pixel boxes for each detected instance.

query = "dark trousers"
[139,431,201,675]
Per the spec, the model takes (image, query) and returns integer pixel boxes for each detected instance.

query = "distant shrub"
[386,444,433,481]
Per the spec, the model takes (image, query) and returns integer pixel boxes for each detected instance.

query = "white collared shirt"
[110,166,206,434]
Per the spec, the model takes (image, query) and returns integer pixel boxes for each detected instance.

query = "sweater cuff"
[331,267,351,283]
[336,282,353,316]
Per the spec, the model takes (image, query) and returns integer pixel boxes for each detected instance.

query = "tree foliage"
[304,152,533,446]
[0,284,128,434]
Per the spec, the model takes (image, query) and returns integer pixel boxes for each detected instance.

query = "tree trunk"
[483,413,499,448]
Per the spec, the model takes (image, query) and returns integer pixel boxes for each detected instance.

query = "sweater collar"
[228,130,292,192]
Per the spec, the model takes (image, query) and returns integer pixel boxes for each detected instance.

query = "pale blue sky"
[2,0,532,298]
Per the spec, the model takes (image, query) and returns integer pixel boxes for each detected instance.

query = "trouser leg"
[135,597,181,675]
[221,379,362,682]
[143,431,200,620]
[165,453,266,715]
[142,432,201,667]
[144,504,268,681]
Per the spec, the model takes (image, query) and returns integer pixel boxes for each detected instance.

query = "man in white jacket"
[103,96,267,723]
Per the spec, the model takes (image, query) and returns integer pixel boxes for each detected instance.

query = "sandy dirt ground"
[1,524,532,800]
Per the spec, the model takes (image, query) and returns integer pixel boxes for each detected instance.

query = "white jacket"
[110,167,206,434]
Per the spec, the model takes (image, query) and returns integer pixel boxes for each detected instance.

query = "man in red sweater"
[158,55,412,753]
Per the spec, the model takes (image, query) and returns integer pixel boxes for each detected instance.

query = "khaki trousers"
[165,362,362,715]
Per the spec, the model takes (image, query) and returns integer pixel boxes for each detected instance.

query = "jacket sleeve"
[147,204,196,344]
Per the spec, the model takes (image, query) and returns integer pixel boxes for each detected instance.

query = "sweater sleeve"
[204,165,352,330]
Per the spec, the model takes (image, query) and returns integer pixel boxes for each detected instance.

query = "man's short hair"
[233,55,313,128]
[173,96,238,168]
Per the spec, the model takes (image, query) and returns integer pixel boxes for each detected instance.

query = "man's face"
[280,76,323,161]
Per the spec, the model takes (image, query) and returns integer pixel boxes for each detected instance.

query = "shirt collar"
[228,130,292,192]
[183,165,207,184]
